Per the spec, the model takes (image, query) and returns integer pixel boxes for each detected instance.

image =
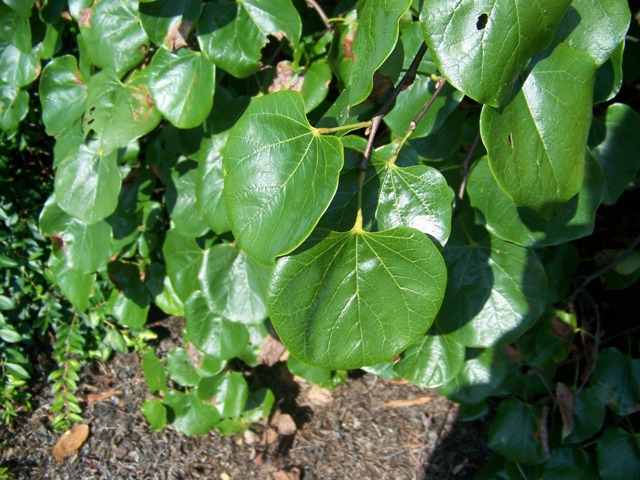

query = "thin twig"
[306,0,330,28]
[455,131,481,212]
[577,292,601,394]
[359,42,429,172]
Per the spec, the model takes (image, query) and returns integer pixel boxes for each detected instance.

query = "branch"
[306,0,330,28]
[455,131,481,213]
[359,42,429,172]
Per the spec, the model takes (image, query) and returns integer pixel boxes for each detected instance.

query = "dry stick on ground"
[359,42,429,172]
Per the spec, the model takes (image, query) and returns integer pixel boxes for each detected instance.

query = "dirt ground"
[0,325,490,480]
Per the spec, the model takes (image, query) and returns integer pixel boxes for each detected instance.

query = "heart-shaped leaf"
[348,0,412,106]
[139,0,202,50]
[196,0,301,78]
[84,68,161,154]
[0,83,28,131]
[223,91,343,266]
[480,43,597,214]
[195,133,231,234]
[149,48,215,128]
[268,227,447,370]
[166,157,210,238]
[54,141,122,225]
[0,43,38,88]
[421,0,572,106]
[39,55,88,136]
[48,255,95,312]
[597,428,640,480]
[163,390,219,436]
[162,229,206,302]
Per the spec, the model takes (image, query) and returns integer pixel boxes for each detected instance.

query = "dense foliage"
[1,0,640,477]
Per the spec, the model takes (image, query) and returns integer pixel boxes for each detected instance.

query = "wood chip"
[257,333,287,367]
[383,396,434,408]
[84,390,123,404]
[52,423,90,464]
[272,411,297,436]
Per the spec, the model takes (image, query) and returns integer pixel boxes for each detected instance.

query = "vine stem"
[359,42,429,172]
[388,78,447,166]
[315,120,372,134]
[455,131,481,212]
[306,0,330,28]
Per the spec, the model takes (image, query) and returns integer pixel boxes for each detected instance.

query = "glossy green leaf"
[437,215,547,347]
[268,227,447,370]
[148,48,215,128]
[106,261,150,328]
[468,154,605,247]
[39,195,113,274]
[79,0,149,75]
[166,157,210,238]
[196,0,301,78]
[195,133,231,234]
[0,4,30,52]
[376,163,453,248]
[163,390,219,435]
[167,348,200,387]
[162,229,205,302]
[141,400,167,432]
[597,428,640,480]
[39,55,88,136]
[348,0,411,106]
[563,387,606,444]
[537,244,580,304]
[553,0,630,67]
[287,355,347,390]
[213,372,249,418]
[383,77,463,139]
[0,44,38,88]
[84,68,161,154]
[480,43,597,214]
[394,326,465,388]
[48,255,95,312]
[223,91,343,266]
[3,0,36,17]
[593,348,640,416]
[488,397,549,465]
[0,83,28,131]
[589,103,640,205]
[438,347,508,403]
[300,60,332,113]
[185,292,250,360]
[594,42,624,103]
[54,142,122,225]
[139,0,202,49]
[421,0,571,106]
[241,388,275,423]
[199,244,270,325]
[0,327,21,343]
[141,348,168,395]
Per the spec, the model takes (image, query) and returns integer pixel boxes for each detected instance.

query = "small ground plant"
[1,0,640,477]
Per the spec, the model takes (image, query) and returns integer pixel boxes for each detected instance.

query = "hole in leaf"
[477,13,488,30]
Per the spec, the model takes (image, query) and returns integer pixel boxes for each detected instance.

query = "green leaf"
[394,326,465,388]
[200,244,270,325]
[185,292,250,360]
[0,4,31,52]
[0,44,38,88]
[348,0,412,106]
[589,103,640,205]
[48,255,95,312]
[593,348,640,416]
[268,227,447,370]
[300,60,332,113]
[0,296,15,310]
[480,43,597,214]
[195,133,231,234]
[84,68,161,154]
[196,0,301,78]
[438,347,508,403]
[106,261,150,328]
[376,163,453,248]
[39,195,113,274]
[141,348,168,395]
[467,154,605,247]
[553,0,630,67]
[162,229,205,302]
[139,0,202,49]
[543,447,598,480]
[148,48,216,129]
[3,0,36,17]
[39,55,88,136]
[223,91,343,266]
[0,83,28,131]
[597,428,640,480]
[166,347,200,387]
[79,0,149,75]
[166,157,210,238]
[488,397,549,465]
[383,77,463,139]
[421,0,571,106]
[563,387,605,445]
[287,355,347,390]
[0,327,22,343]
[212,372,249,418]
[163,390,219,435]
[141,400,167,432]
[437,215,547,347]
[54,142,122,225]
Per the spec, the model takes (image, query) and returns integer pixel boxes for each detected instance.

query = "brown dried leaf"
[268,61,304,94]
[556,383,575,436]
[535,407,550,455]
[383,396,434,408]
[185,342,203,370]
[165,20,191,52]
[53,423,90,464]
[272,466,302,480]
[299,383,333,409]
[272,411,297,436]
[257,333,287,367]
[85,390,123,405]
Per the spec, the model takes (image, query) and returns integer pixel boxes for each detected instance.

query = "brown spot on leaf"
[369,72,394,101]
[52,423,90,464]
[165,20,191,52]
[51,234,65,251]
[268,61,304,94]
[343,32,355,62]
[556,383,575,436]
[78,7,92,28]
